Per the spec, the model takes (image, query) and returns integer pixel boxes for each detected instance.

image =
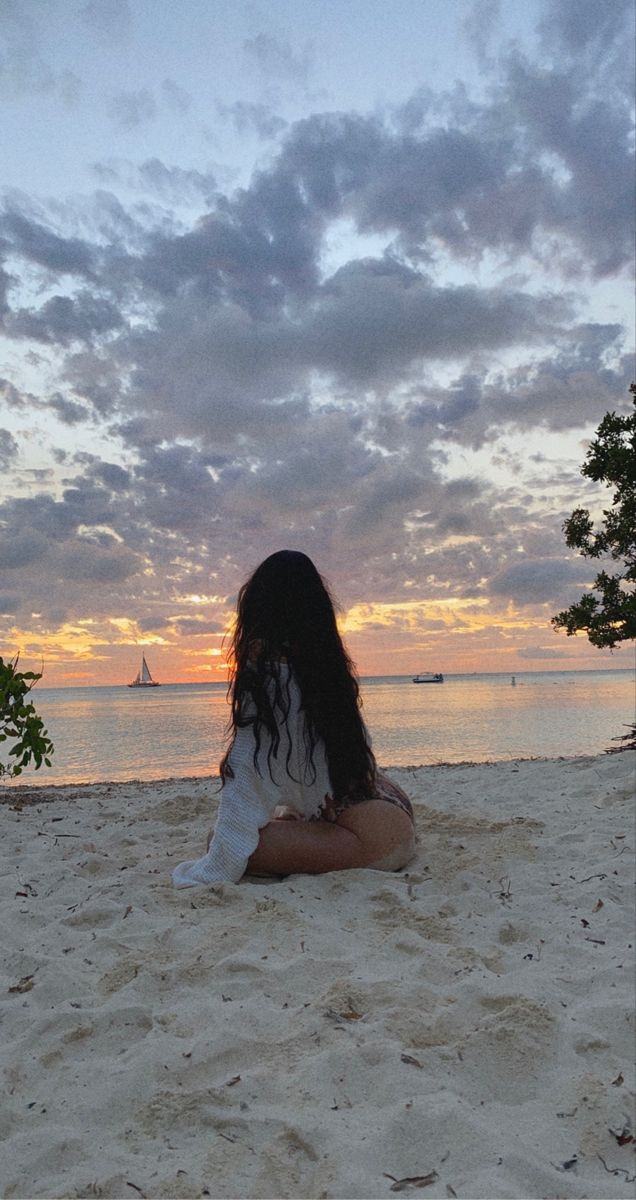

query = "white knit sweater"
[172,666,332,887]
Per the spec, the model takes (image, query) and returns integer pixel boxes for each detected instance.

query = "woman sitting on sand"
[172,550,415,887]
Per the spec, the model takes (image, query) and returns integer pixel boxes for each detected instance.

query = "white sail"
[128,653,160,687]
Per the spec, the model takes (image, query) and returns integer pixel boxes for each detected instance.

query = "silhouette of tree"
[552,384,636,649]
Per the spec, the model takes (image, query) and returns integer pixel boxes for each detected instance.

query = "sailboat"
[128,653,160,688]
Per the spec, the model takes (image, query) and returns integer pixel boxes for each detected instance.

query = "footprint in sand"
[136,1087,250,1137]
[497,921,531,944]
[63,904,123,930]
[252,1125,322,1199]
[459,995,557,1103]
[38,1007,152,1067]
[573,1070,636,1163]
[74,855,113,878]
[371,888,456,943]
[2,1136,86,1197]
[97,960,141,995]
[388,1005,461,1052]
[140,793,214,826]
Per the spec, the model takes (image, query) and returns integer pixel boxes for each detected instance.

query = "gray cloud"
[486,340,632,434]
[215,100,287,140]
[403,325,631,447]
[265,71,633,277]
[0,528,49,568]
[128,442,223,533]
[3,37,632,338]
[462,0,502,67]
[90,461,131,490]
[137,159,216,203]
[407,373,482,432]
[501,55,635,276]
[538,0,634,59]
[0,475,143,623]
[161,78,191,114]
[60,348,123,418]
[108,88,157,129]
[57,538,139,583]
[98,247,573,456]
[1,485,110,544]
[136,615,170,633]
[91,158,218,207]
[0,262,13,315]
[518,644,565,659]
[304,260,569,385]
[47,393,92,425]
[6,292,124,345]
[243,33,314,84]
[238,412,380,519]
[0,0,82,105]
[487,557,591,604]
[103,79,192,139]
[0,427,18,467]
[170,617,225,636]
[343,469,432,541]
[80,0,132,44]
[1,209,94,276]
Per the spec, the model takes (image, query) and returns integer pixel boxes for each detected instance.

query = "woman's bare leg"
[246,799,414,876]
[247,817,365,874]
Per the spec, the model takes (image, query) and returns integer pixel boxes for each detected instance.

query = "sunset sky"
[0,0,634,686]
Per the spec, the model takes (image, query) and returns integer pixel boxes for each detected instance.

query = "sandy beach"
[1,751,634,1200]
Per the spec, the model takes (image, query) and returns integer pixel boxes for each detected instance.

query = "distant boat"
[413,672,444,683]
[128,653,160,688]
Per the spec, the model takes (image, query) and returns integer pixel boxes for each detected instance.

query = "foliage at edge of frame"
[0,655,55,779]
[552,383,636,650]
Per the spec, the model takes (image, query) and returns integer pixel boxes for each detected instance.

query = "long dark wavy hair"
[220,550,377,803]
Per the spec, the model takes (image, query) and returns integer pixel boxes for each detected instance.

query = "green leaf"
[553,385,636,650]
[0,655,54,780]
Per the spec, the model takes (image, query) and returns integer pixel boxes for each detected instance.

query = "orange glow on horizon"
[3,590,627,688]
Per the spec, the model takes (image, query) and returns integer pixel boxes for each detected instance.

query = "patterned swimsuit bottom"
[372,772,414,821]
[323,772,414,824]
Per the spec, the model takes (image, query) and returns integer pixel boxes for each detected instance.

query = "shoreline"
[2,746,632,800]
[1,750,634,1198]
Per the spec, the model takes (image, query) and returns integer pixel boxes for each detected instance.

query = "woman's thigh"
[335,798,415,866]
[247,815,365,874]
[247,799,414,876]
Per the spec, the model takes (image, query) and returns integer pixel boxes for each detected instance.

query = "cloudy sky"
[0,0,634,686]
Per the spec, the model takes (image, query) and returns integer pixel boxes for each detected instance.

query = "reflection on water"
[5,670,634,787]
[21,683,231,785]
[362,671,635,766]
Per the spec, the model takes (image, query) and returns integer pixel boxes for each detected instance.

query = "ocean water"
[3,669,634,789]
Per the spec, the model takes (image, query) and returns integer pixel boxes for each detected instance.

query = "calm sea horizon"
[4,668,634,789]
